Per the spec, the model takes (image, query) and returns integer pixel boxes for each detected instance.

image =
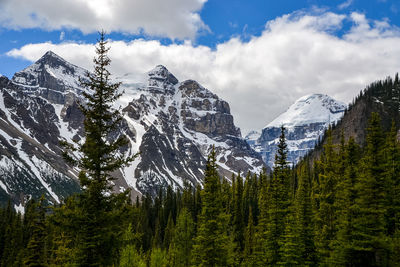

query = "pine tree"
[279,205,301,266]
[120,224,146,267]
[49,232,75,267]
[243,207,256,266]
[295,162,316,266]
[168,208,195,267]
[384,121,400,236]
[265,125,290,266]
[232,173,244,256]
[1,200,24,267]
[163,213,174,250]
[150,248,167,267]
[24,196,47,267]
[192,147,230,267]
[314,128,338,264]
[152,217,163,249]
[331,137,360,265]
[352,113,389,265]
[254,170,269,266]
[385,122,400,265]
[61,31,136,266]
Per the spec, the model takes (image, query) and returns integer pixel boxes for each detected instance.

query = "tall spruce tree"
[61,31,136,266]
[295,161,316,266]
[243,206,256,266]
[385,122,400,264]
[314,128,338,264]
[192,147,230,267]
[331,137,360,265]
[255,169,270,266]
[279,204,301,266]
[384,121,400,236]
[232,173,244,255]
[168,208,195,267]
[352,113,389,266]
[265,125,290,266]
[24,197,47,267]
[120,224,145,267]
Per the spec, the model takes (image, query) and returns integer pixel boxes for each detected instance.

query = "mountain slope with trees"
[1,109,399,266]
[316,74,400,149]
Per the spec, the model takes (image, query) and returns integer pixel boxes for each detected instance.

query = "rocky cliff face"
[120,65,264,196]
[0,52,265,207]
[0,74,80,207]
[246,94,346,168]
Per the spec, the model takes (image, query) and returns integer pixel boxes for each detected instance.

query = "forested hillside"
[1,111,399,266]
[317,74,400,147]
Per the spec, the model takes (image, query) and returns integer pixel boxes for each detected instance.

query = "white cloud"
[59,31,65,41]
[0,0,208,40]
[7,11,400,134]
[338,0,353,10]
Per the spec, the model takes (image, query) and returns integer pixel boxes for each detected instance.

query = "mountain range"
[3,51,393,210]
[0,51,265,207]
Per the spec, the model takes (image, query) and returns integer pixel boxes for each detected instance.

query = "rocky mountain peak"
[247,93,346,168]
[11,51,88,104]
[0,74,8,83]
[266,93,346,129]
[147,65,178,93]
[37,51,68,66]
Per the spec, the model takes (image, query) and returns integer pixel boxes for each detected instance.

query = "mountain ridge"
[0,51,266,206]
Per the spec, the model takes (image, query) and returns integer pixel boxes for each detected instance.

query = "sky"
[1,0,400,135]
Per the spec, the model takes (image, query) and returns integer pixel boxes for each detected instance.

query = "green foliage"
[331,137,360,265]
[242,207,256,266]
[314,128,340,264]
[279,205,301,266]
[57,31,136,266]
[232,173,244,259]
[150,248,167,267]
[294,162,316,266]
[168,208,195,267]
[265,126,291,266]
[24,196,47,267]
[352,113,389,265]
[120,224,146,267]
[192,147,230,267]
[163,213,174,250]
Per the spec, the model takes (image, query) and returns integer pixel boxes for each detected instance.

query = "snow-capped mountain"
[246,94,346,168]
[0,51,265,206]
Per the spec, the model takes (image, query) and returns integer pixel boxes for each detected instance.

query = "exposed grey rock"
[0,53,266,206]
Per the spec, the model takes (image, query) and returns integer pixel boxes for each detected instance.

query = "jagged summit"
[147,65,178,92]
[11,51,88,102]
[37,50,67,64]
[266,93,346,129]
